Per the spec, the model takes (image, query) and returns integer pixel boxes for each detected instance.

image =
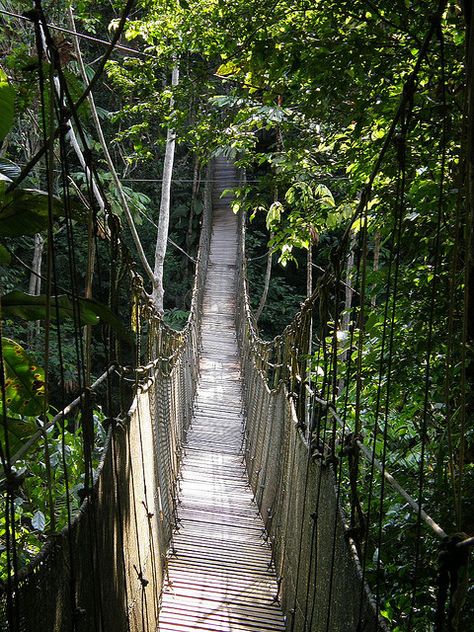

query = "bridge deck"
[158,161,286,631]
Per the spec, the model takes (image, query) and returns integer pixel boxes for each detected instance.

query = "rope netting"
[237,211,383,632]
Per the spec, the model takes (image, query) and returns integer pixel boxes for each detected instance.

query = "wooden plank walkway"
[158,160,286,632]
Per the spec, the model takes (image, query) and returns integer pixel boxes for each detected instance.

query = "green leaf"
[266,201,283,230]
[0,416,37,454]
[81,298,134,344]
[0,186,60,236]
[0,185,86,237]
[0,244,11,264]
[1,292,100,325]
[315,183,335,207]
[1,292,133,343]
[1,338,46,417]
[216,60,240,76]
[32,510,46,532]
[0,69,14,141]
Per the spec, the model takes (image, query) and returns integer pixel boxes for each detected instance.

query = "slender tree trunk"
[27,234,44,348]
[255,185,279,322]
[338,230,356,394]
[371,230,381,307]
[28,234,43,295]
[152,63,179,314]
[341,231,356,336]
[461,0,474,531]
[255,236,273,322]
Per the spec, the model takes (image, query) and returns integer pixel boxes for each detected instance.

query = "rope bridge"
[2,154,470,631]
[1,3,473,630]
[0,156,381,632]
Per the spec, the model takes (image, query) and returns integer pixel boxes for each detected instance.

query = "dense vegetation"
[0,0,472,629]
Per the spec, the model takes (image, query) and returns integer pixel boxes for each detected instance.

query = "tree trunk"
[152,63,179,314]
[341,231,356,337]
[255,185,279,323]
[255,236,273,322]
[464,0,474,342]
[371,230,381,307]
[461,0,474,531]
[338,230,356,394]
[27,234,44,348]
[28,234,43,295]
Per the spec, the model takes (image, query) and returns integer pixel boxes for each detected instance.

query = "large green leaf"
[1,338,46,417]
[84,300,132,343]
[0,416,37,454]
[1,292,133,343]
[0,69,14,141]
[0,185,65,237]
[81,298,134,344]
[0,244,11,265]
[0,183,87,237]
[1,292,100,325]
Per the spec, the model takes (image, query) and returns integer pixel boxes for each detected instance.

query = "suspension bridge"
[1,153,470,632]
[2,0,474,628]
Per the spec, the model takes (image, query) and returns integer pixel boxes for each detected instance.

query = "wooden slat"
[157,160,286,631]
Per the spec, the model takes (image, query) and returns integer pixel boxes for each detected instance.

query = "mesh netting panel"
[242,371,381,632]
[1,385,167,632]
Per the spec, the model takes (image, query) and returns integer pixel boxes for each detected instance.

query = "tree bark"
[255,237,273,322]
[338,230,356,395]
[371,230,381,307]
[28,234,44,296]
[341,230,357,337]
[152,63,180,314]
[27,234,44,348]
[461,0,474,531]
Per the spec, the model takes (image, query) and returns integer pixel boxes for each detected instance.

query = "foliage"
[0,68,14,141]
[245,229,305,337]
[0,338,45,417]
[0,408,108,579]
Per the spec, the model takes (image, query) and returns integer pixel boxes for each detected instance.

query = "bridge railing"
[0,166,213,632]
[235,205,385,632]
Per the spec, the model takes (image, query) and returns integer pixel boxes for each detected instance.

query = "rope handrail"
[235,201,388,630]
[239,256,450,543]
